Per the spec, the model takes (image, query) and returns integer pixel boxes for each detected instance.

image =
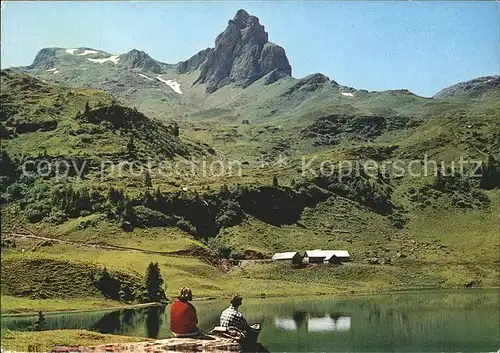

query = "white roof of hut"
[272,252,301,261]
[305,250,350,259]
[325,250,350,260]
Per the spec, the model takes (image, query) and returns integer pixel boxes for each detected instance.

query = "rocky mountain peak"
[118,49,163,73]
[188,9,291,93]
[232,9,250,28]
[30,47,60,69]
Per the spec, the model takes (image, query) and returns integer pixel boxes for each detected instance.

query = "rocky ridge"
[433,75,500,99]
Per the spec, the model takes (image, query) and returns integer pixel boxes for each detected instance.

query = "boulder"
[366,257,380,265]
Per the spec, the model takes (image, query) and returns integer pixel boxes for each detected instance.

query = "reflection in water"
[274,318,297,331]
[89,305,165,338]
[274,312,351,332]
[308,315,337,332]
[122,309,135,326]
[145,306,165,338]
[292,311,306,326]
[368,305,381,324]
[92,310,121,334]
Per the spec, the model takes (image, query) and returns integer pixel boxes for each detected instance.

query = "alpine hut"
[324,250,350,264]
[305,250,350,264]
[271,252,303,265]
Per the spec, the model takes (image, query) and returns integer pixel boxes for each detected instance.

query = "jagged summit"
[178,9,292,93]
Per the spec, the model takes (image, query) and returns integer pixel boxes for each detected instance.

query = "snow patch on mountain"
[65,49,78,55]
[341,92,354,97]
[156,76,182,94]
[77,49,99,56]
[484,77,498,83]
[46,68,57,72]
[138,73,153,81]
[52,70,59,74]
[88,55,120,64]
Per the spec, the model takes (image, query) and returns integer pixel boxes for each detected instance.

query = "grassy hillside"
[0,70,205,160]
[1,329,145,351]
[1,65,499,316]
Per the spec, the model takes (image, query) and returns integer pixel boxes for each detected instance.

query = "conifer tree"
[172,123,180,137]
[144,170,152,187]
[34,311,46,331]
[97,267,118,299]
[142,190,154,208]
[144,262,164,302]
[126,136,135,155]
[154,188,164,207]
[122,199,135,223]
[479,154,500,189]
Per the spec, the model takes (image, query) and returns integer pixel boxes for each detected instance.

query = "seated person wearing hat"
[219,294,251,331]
[219,294,260,344]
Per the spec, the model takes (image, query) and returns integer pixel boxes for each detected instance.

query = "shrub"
[47,211,68,225]
[388,212,407,229]
[78,133,94,144]
[215,200,245,228]
[134,206,173,227]
[96,267,121,300]
[176,220,196,236]
[77,219,98,229]
[207,237,233,259]
[6,182,25,200]
[24,202,51,222]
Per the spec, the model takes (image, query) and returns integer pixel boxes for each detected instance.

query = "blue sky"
[1,1,498,97]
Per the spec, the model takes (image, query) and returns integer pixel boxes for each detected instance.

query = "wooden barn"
[271,252,304,265]
[305,250,351,264]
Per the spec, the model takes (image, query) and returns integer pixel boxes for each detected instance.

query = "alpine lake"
[2,290,498,352]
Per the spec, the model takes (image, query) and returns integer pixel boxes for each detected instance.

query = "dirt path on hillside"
[6,232,206,258]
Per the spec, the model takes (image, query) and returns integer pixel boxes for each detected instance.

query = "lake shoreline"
[2,286,496,317]
[0,301,165,317]
[2,289,498,352]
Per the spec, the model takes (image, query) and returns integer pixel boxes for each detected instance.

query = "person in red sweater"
[170,287,199,337]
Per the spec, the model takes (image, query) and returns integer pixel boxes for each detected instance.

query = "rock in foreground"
[52,335,268,353]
